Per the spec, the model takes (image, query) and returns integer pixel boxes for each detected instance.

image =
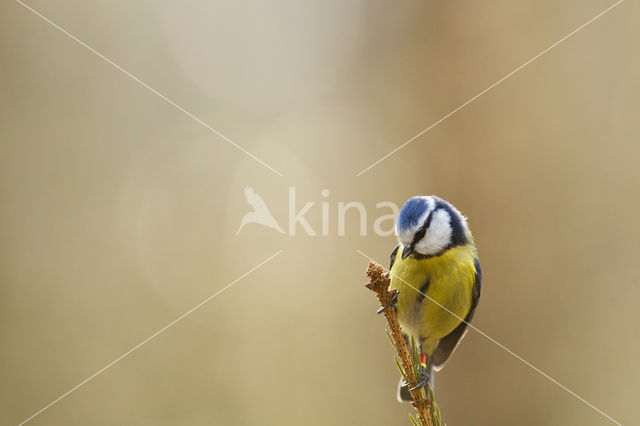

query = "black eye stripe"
[424,211,433,228]
[411,210,433,247]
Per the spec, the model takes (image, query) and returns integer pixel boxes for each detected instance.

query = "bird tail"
[397,364,434,402]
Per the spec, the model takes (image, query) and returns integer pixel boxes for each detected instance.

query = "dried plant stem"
[365,261,434,426]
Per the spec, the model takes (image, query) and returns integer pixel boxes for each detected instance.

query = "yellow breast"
[389,244,477,354]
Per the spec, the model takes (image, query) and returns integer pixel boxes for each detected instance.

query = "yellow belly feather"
[389,244,476,355]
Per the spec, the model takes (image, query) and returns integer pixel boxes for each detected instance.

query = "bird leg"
[409,353,430,391]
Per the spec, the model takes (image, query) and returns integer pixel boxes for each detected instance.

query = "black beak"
[402,245,413,259]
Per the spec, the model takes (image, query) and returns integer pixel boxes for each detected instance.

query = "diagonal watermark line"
[15,0,283,177]
[356,0,624,177]
[356,249,622,425]
[16,250,283,426]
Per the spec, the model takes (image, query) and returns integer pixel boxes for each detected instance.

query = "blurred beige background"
[1,1,638,425]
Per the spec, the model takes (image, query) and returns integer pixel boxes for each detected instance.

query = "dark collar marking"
[434,200,468,248]
[409,201,469,259]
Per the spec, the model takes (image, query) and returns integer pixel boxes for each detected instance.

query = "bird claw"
[377,290,399,314]
[409,374,428,391]
[409,362,430,392]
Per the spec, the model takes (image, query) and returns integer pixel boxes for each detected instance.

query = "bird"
[388,195,481,401]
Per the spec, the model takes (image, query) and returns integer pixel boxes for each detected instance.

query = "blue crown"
[397,197,429,231]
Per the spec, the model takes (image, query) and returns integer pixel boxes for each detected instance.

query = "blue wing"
[389,244,400,270]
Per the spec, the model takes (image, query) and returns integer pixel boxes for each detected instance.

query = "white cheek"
[414,211,452,255]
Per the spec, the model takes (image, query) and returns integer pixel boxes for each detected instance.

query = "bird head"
[395,196,470,259]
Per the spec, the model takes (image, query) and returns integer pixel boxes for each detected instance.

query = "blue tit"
[389,195,481,401]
